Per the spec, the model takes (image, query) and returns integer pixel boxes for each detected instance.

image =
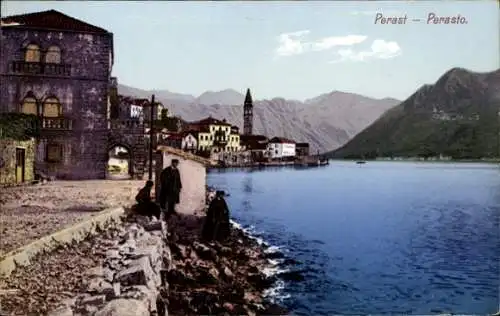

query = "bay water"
[207,161,500,315]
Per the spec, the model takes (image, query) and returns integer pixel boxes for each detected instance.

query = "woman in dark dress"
[202,191,231,241]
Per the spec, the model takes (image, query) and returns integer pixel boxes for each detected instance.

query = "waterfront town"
[0,8,296,316]
[0,9,323,185]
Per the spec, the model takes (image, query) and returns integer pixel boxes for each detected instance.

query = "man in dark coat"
[135,180,161,219]
[159,159,182,219]
[202,190,231,241]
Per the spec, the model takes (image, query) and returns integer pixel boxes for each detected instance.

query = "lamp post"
[148,94,156,181]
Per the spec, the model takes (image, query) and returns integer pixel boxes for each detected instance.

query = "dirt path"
[0,180,144,256]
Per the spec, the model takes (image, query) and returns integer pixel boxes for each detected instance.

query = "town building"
[0,10,115,179]
[185,117,241,155]
[296,142,310,157]
[267,137,296,160]
[240,134,269,163]
[161,132,183,149]
[181,132,198,152]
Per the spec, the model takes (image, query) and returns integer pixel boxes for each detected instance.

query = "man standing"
[159,159,182,218]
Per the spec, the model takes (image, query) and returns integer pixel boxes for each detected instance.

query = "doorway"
[107,145,132,180]
[15,147,26,183]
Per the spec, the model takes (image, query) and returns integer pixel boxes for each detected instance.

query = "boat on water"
[356,161,366,164]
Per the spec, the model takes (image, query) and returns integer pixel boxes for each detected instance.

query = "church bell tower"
[243,88,253,135]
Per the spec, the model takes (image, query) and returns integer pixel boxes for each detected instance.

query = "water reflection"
[243,174,253,194]
[241,174,253,213]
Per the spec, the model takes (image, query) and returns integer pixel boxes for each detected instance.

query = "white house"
[182,132,198,152]
[267,137,296,160]
[130,104,143,118]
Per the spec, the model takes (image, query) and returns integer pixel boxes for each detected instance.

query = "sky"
[2,1,499,101]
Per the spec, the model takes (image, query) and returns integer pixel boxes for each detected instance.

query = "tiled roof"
[240,134,268,142]
[240,134,268,151]
[185,124,209,133]
[164,133,183,140]
[269,137,296,144]
[1,9,110,34]
[119,95,150,106]
[189,116,232,127]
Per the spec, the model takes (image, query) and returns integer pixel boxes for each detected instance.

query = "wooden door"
[16,148,25,183]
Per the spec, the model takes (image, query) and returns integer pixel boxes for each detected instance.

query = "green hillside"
[327,68,500,160]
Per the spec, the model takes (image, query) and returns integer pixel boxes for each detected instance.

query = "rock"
[120,286,158,314]
[94,299,149,316]
[244,291,261,304]
[198,267,220,285]
[80,294,107,307]
[170,243,188,259]
[223,302,234,311]
[86,277,115,300]
[47,305,74,316]
[143,221,162,231]
[118,239,137,255]
[247,273,276,291]
[105,249,121,259]
[115,257,155,287]
[262,303,289,315]
[190,290,220,314]
[193,241,217,261]
[86,266,115,282]
[221,266,234,280]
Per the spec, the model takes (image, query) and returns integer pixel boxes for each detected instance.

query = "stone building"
[0,10,115,179]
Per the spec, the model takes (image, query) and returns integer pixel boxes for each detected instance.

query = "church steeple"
[244,88,253,104]
[243,88,253,135]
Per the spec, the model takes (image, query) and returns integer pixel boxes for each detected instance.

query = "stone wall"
[48,218,170,316]
[155,147,208,214]
[0,138,35,184]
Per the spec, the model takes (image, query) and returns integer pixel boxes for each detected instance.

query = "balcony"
[41,117,73,130]
[11,61,72,76]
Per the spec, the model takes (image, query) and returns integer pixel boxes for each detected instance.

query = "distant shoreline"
[328,158,500,164]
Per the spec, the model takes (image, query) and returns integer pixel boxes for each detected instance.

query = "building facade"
[0,10,114,179]
[296,142,310,157]
[267,137,296,160]
[181,132,198,152]
[240,134,269,163]
[185,117,241,154]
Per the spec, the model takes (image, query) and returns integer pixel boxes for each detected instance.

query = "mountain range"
[118,85,400,153]
[328,68,500,159]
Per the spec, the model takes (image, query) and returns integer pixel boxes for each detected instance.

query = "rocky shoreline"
[163,212,288,315]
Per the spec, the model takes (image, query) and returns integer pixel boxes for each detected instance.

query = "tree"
[160,108,169,121]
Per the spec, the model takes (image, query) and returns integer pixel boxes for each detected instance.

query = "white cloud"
[275,30,311,57]
[329,39,401,63]
[275,31,368,57]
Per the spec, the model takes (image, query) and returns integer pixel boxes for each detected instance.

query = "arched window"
[42,97,62,117]
[21,96,38,115]
[25,44,41,62]
[45,45,61,64]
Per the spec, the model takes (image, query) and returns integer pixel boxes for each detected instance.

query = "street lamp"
[148,95,156,181]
